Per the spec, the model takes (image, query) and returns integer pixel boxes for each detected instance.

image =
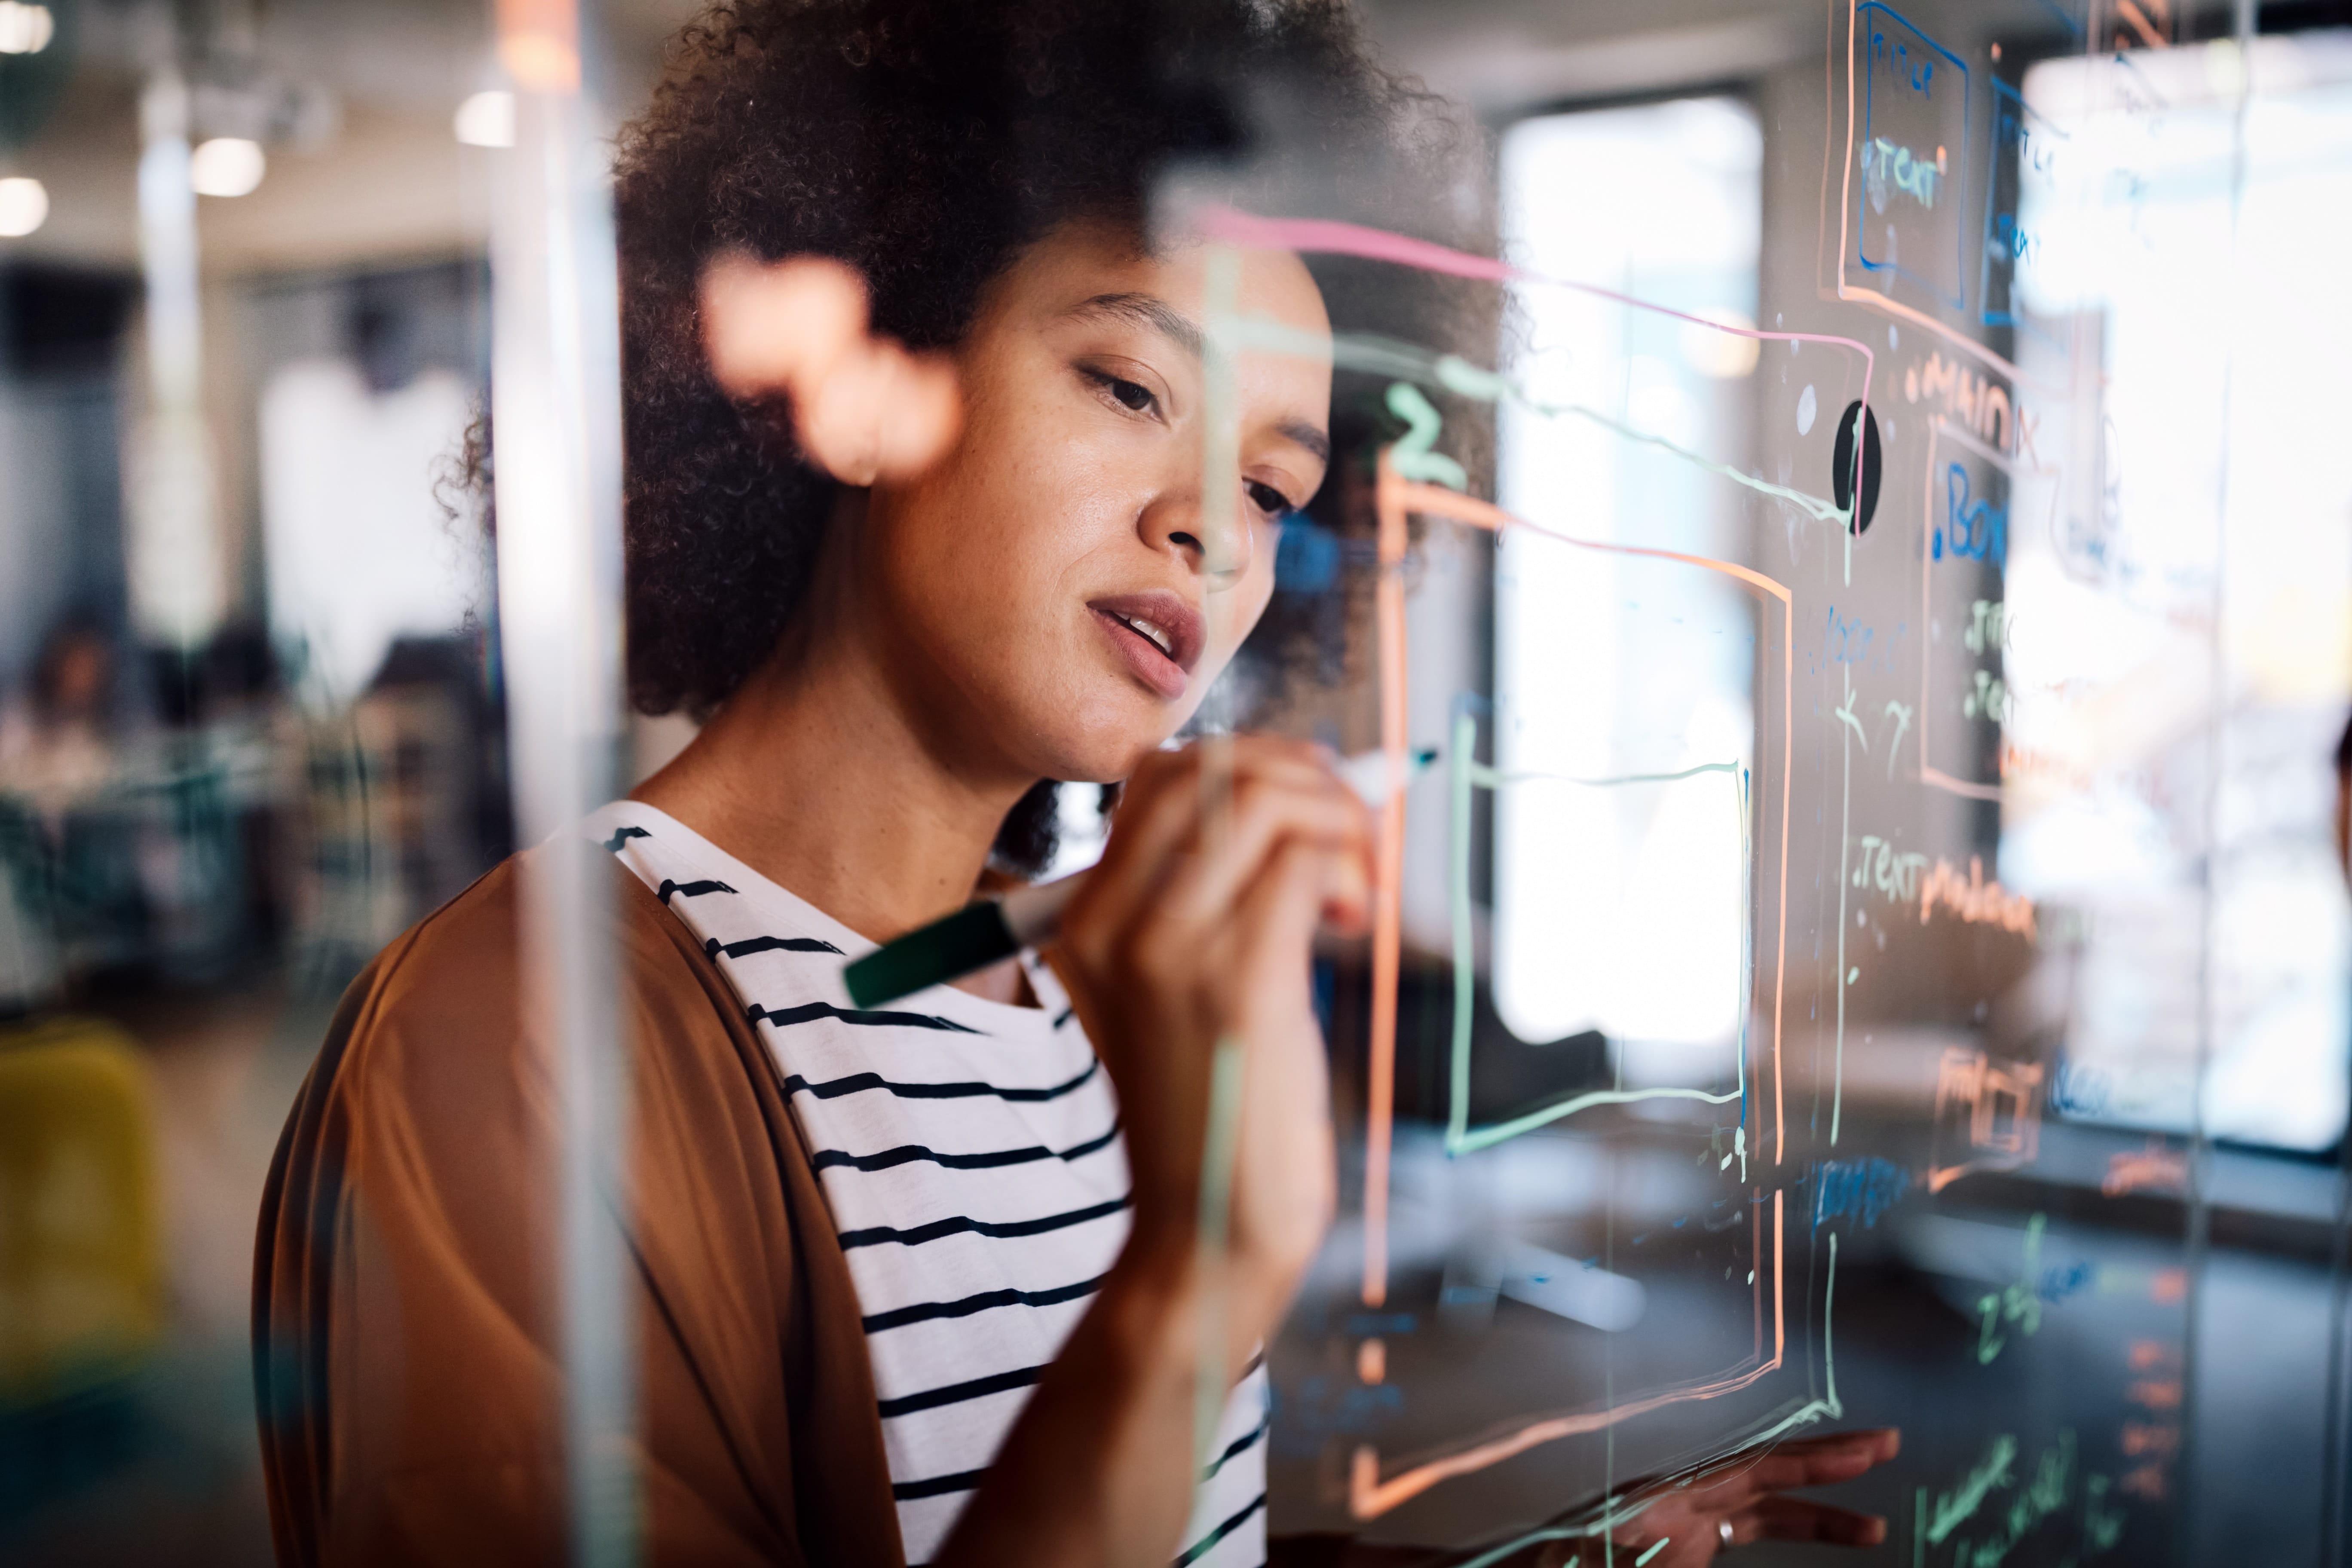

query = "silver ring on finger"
[1718,1518,1736,1548]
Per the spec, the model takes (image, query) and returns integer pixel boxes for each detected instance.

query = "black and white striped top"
[585,802,1268,1568]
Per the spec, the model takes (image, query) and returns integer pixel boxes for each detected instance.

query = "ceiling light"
[0,176,46,237]
[0,3,53,55]
[453,89,515,149]
[190,138,266,198]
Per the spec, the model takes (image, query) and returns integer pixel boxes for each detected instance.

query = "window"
[1491,97,1763,1073]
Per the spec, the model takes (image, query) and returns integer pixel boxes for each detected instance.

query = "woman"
[252,3,1896,1564]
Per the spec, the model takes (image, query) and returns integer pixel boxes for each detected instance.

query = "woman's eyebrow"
[1278,419,1331,466]
[1066,292,1204,361]
[1068,293,1327,462]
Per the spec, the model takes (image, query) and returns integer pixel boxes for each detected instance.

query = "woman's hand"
[939,737,1370,1568]
[1049,736,1372,1332]
[1550,1429,1900,1565]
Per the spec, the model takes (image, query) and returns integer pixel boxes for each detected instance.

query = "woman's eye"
[1087,369,1158,414]
[1245,479,1293,517]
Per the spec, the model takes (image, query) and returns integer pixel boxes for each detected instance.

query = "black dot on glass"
[1831,400,1882,535]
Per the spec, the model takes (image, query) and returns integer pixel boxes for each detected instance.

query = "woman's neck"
[630,593,1032,951]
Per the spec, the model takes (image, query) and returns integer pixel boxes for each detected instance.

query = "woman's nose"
[1138,485,1252,587]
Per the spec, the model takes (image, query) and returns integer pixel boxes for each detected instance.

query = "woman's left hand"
[699,251,963,485]
[1542,1428,1899,1565]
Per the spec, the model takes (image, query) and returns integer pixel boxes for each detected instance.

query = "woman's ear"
[700,252,962,486]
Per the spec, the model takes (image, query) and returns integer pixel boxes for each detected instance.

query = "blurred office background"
[0,3,699,1559]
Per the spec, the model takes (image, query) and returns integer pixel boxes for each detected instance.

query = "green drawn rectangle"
[1445,705,1753,1157]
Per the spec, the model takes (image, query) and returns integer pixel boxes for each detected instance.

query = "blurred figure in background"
[0,613,121,1012]
[0,612,120,828]
[288,634,505,994]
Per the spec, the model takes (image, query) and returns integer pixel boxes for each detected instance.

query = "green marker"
[843,747,1438,1008]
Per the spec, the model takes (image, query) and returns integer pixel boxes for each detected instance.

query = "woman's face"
[852,222,1333,785]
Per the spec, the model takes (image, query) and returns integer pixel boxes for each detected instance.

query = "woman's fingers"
[1152,769,1368,934]
[1051,739,1358,1293]
[1225,832,1348,1004]
[1214,835,1343,1268]
[869,348,963,477]
[795,335,962,484]
[1768,1428,1901,1462]
[1067,739,1363,957]
[1731,1495,1889,1547]
[1691,1428,1899,1501]
[701,251,865,395]
[1596,1428,1900,1562]
[1709,1449,1874,1499]
[698,251,962,483]
[1053,738,1354,1084]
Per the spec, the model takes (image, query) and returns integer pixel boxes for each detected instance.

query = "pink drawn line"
[1197,205,1877,412]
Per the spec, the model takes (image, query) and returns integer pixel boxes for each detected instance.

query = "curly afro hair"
[610,0,1492,870]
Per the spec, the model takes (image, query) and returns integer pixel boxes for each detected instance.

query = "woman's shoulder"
[264,833,833,1346]
[373,838,699,1011]
[256,841,903,1568]
[302,838,771,1160]
[354,837,736,1039]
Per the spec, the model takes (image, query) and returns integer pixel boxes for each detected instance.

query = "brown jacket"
[252,844,905,1567]
[252,844,1436,1568]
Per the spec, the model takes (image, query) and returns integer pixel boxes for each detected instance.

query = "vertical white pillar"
[129,67,225,648]
[485,1,634,1563]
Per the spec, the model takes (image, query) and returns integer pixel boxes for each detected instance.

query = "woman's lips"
[1087,591,1204,701]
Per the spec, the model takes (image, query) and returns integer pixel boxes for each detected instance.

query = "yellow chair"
[0,1016,162,1406]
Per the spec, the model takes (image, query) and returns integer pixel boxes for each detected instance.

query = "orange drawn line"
[1344,484,1800,1504]
[1835,0,1858,329]
[1774,1188,1785,1362]
[1389,482,1790,605]
[1362,455,1411,1309]
[1347,1190,1791,1519]
[1384,480,1794,1177]
[1836,285,2036,389]
[1921,766,2003,802]
[1774,543,1790,1166]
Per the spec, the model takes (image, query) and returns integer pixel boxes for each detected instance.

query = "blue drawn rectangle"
[1856,2,1969,311]
[1980,76,2064,343]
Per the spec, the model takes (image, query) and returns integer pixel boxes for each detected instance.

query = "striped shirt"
[585,802,1268,1567]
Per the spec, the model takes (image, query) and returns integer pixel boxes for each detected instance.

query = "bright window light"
[190,137,266,198]
[1494,96,1762,1056]
[453,89,516,149]
[0,176,46,237]
[261,359,481,705]
[2006,37,2352,1150]
[0,2,53,55]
